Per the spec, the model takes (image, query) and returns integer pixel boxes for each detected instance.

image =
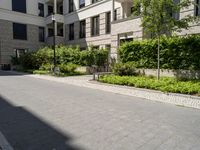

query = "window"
[106,12,111,34]
[93,45,99,49]
[80,20,86,38]
[58,28,64,36]
[48,28,54,37]
[195,0,200,16]
[38,3,44,17]
[59,5,63,14]
[79,0,85,8]
[69,23,74,40]
[105,44,111,51]
[14,49,27,58]
[92,0,100,3]
[69,0,74,13]
[114,9,117,21]
[167,0,180,20]
[131,5,141,16]
[39,27,45,42]
[12,0,26,13]
[91,16,99,36]
[13,23,27,40]
[48,5,53,16]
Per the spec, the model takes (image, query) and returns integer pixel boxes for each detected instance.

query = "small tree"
[133,0,199,79]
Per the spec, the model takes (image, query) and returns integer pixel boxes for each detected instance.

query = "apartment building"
[0,0,200,66]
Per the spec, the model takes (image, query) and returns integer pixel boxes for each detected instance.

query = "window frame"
[12,0,27,13]
[38,3,44,17]
[13,23,27,40]
[106,12,111,34]
[79,20,86,38]
[69,23,75,40]
[69,0,74,13]
[195,0,200,16]
[14,49,28,58]
[39,27,45,42]
[91,15,100,36]
[79,0,85,8]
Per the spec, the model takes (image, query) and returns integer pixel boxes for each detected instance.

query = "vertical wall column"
[54,0,57,14]
[86,18,91,38]
[111,0,115,22]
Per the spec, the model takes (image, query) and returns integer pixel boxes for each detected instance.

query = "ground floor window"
[14,49,28,58]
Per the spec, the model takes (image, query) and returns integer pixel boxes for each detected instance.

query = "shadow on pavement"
[0,70,29,76]
[0,95,85,150]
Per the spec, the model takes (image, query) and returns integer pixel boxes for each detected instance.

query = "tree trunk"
[157,36,160,80]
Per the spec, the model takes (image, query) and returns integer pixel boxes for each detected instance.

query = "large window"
[80,20,86,38]
[14,49,27,58]
[48,28,54,37]
[38,3,44,17]
[195,0,200,16]
[114,9,117,21]
[12,0,26,13]
[69,23,74,40]
[39,27,45,42]
[48,5,53,16]
[91,16,99,36]
[106,12,111,34]
[69,0,74,13]
[13,23,27,40]
[79,0,85,8]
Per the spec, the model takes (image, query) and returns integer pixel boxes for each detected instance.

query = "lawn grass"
[99,75,200,96]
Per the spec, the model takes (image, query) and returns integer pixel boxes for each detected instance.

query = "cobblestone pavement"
[0,71,200,150]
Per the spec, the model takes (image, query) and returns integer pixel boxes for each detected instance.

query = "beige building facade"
[0,0,200,66]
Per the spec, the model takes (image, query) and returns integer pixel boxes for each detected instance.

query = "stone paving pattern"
[0,71,200,150]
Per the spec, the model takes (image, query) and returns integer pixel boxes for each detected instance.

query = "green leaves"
[99,75,200,95]
[118,35,200,70]
[13,45,109,70]
[133,0,199,37]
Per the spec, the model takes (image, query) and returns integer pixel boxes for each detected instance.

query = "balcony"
[46,14,64,24]
[111,16,142,38]
[46,36,65,46]
[46,0,63,4]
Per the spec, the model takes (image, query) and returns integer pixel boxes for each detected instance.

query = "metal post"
[53,16,56,75]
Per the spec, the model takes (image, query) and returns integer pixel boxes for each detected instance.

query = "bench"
[93,72,113,80]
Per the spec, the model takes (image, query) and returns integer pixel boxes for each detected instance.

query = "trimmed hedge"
[12,45,108,70]
[118,35,200,70]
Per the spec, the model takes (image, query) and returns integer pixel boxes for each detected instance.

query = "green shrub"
[58,45,81,65]
[94,48,109,67]
[59,63,78,73]
[112,62,138,76]
[118,35,200,70]
[99,75,200,95]
[33,70,49,75]
[80,50,95,66]
[15,45,108,70]
[11,56,20,65]
[18,52,39,69]
[80,48,108,67]
[39,63,52,71]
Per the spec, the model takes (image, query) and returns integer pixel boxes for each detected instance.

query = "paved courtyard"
[0,71,200,150]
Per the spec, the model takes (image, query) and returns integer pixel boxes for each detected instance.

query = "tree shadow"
[0,70,29,76]
[0,95,85,150]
